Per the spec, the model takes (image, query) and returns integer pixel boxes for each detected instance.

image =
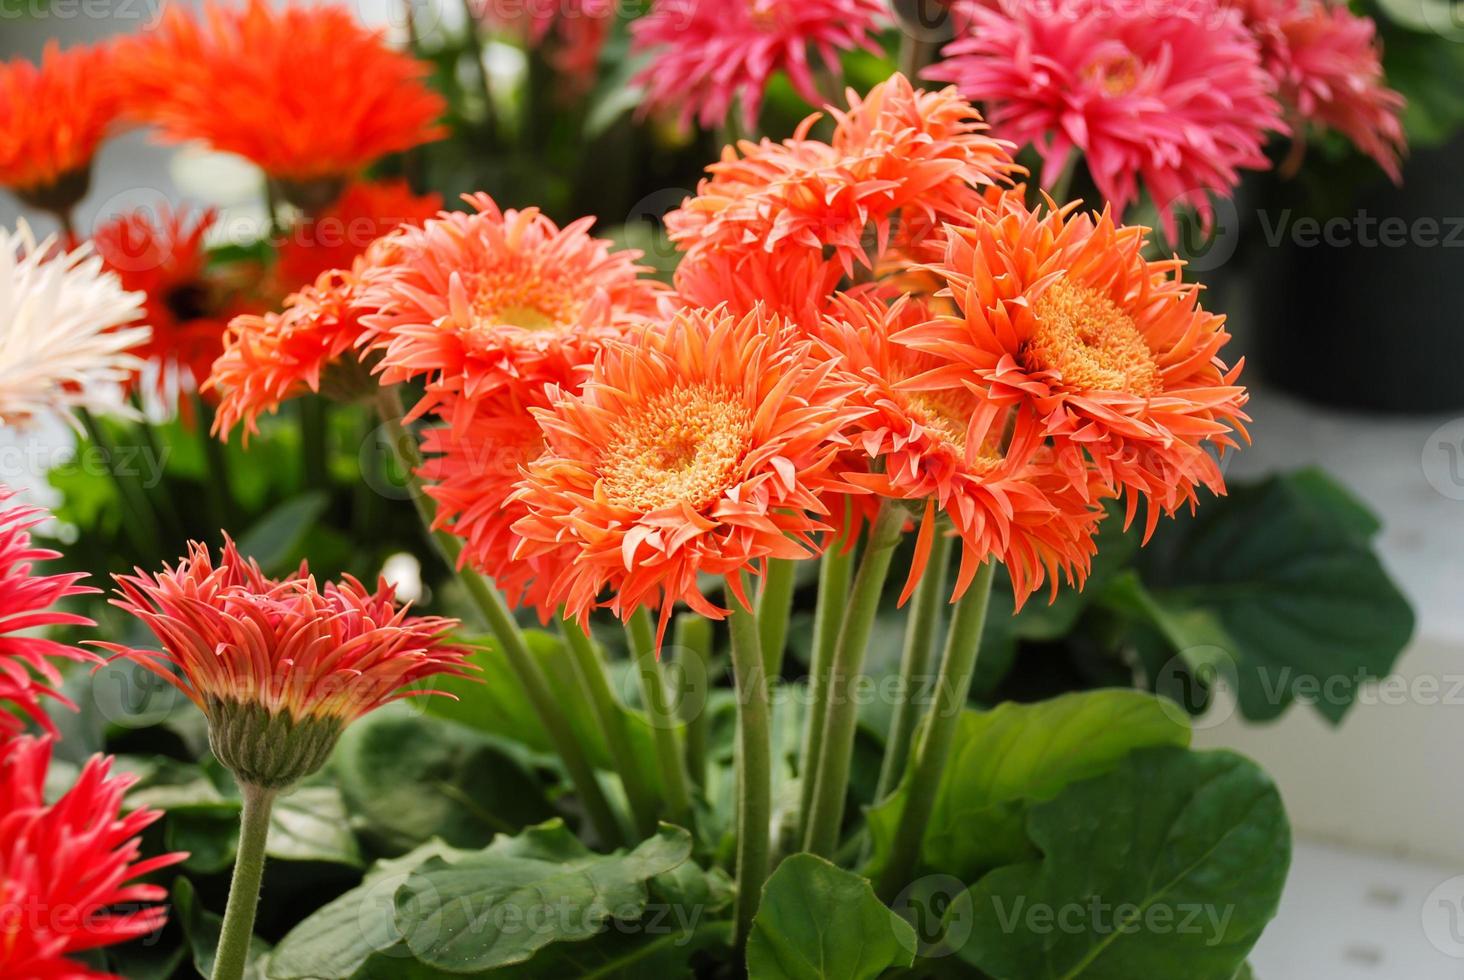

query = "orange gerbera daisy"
[667,73,1019,278]
[0,41,125,214]
[901,200,1248,535]
[511,305,866,640]
[274,179,443,295]
[115,0,445,185]
[360,193,668,409]
[819,293,1105,604]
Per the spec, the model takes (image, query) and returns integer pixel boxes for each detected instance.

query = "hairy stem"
[628,608,694,830]
[726,580,771,949]
[211,783,277,980]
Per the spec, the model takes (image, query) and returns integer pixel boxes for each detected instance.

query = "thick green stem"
[211,783,276,980]
[374,386,623,847]
[627,609,693,829]
[796,530,856,840]
[876,561,997,901]
[874,530,953,802]
[725,580,771,949]
[299,396,329,492]
[673,613,713,790]
[757,557,797,681]
[559,616,656,840]
[78,408,161,554]
[803,501,906,857]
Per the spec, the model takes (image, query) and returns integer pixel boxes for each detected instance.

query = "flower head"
[97,538,473,788]
[901,200,1248,535]
[0,41,125,213]
[116,0,445,182]
[631,0,888,130]
[1233,0,1405,179]
[928,0,1283,230]
[361,193,668,409]
[92,205,228,401]
[274,179,443,295]
[0,221,148,430]
[818,293,1104,604]
[477,0,615,89]
[511,305,865,640]
[0,490,96,736]
[0,735,185,978]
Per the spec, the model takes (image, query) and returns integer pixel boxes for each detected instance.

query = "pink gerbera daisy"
[928,0,1285,229]
[630,0,888,131]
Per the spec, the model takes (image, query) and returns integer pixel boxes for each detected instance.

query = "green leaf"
[268,786,363,866]
[175,877,272,979]
[235,491,330,574]
[746,854,916,980]
[958,748,1290,980]
[396,821,693,972]
[1126,469,1415,723]
[334,704,555,851]
[865,691,1191,882]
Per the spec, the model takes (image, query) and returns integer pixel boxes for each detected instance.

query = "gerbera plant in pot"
[0,0,1419,977]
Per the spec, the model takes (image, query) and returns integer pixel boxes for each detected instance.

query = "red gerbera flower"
[0,489,96,736]
[274,179,443,295]
[115,0,445,183]
[0,735,185,979]
[631,0,888,130]
[511,305,866,640]
[0,41,125,213]
[901,200,1248,536]
[928,0,1284,230]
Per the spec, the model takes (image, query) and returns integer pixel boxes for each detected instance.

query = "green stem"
[803,501,906,857]
[757,557,797,681]
[628,609,693,829]
[374,386,623,848]
[876,560,997,901]
[77,408,160,555]
[673,613,713,791]
[725,578,771,949]
[460,0,498,141]
[193,392,237,532]
[559,616,655,840]
[874,530,953,802]
[299,396,329,492]
[211,783,276,980]
[796,528,856,841]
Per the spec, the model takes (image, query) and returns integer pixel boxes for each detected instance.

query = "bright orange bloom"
[274,179,443,295]
[511,306,866,639]
[673,246,843,326]
[818,294,1105,604]
[901,200,1248,535]
[360,193,668,409]
[92,206,228,399]
[667,74,1019,278]
[0,735,185,979]
[0,490,97,735]
[115,0,445,182]
[0,41,125,207]
[97,538,473,784]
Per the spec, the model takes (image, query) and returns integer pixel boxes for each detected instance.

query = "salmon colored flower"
[274,179,443,295]
[97,538,473,788]
[631,0,887,130]
[900,201,1248,536]
[512,305,866,639]
[92,205,229,401]
[0,41,125,214]
[0,490,96,736]
[668,74,1019,278]
[928,0,1283,230]
[1232,0,1405,179]
[115,0,445,184]
[674,246,843,326]
[361,193,668,409]
[0,735,185,978]
[818,294,1104,604]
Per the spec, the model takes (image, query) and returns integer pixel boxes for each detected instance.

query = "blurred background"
[4,2,1464,976]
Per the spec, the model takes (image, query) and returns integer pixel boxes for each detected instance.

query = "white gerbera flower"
[0,220,150,430]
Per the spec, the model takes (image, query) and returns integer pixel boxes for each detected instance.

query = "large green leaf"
[747,855,915,980]
[1124,469,1414,723]
[865,691,1191,883]
[396,820,693,972]
[334,704,555,851]
[235,491,330,575]
[958,748,1290,979]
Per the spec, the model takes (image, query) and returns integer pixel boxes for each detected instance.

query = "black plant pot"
[1250,132,1464,414]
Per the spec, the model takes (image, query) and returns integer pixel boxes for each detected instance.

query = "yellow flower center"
[1027,278,1160,397]
[1084,53,1143,97]
[467,266,585,333]
[601,384,752,512]
[908,389,1004,473]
